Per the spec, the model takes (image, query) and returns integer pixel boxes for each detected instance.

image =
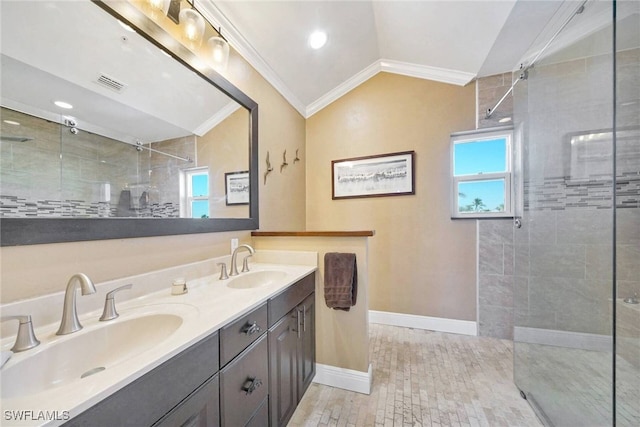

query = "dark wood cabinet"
[297,292,316,401]
[220,334,269,427]
[268,272,316,427]
[152,374,220,427]
[268,313,299,427]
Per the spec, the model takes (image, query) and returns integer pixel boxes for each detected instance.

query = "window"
[451,127,513,218]
[181,167,209,218]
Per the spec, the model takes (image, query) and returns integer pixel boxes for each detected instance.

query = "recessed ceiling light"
[3,120,20,126]
[308,31,327,50]
[54,101,73,109]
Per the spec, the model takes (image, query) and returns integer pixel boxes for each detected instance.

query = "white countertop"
[0,257,317,426]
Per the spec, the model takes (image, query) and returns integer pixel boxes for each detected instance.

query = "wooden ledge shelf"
[251,231,375,237]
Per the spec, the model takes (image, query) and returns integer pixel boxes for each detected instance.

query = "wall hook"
[264,151,273,185]
[293,149,300,164]
[280,150,289,173]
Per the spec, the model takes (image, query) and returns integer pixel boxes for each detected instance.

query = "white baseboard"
[514,326,612,352]
[369,310,477,336]
[313,363,372,395]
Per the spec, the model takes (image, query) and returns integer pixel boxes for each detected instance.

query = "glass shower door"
[512,0,616,425]
[615,1,640,425]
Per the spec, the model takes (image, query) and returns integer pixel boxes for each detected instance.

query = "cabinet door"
[268,312,298,427]
[220,335,269,427]
[297,292,316,401]
[152,374,219,427]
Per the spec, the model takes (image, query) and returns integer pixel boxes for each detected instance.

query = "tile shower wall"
[477,73,517,339]
[476,51,640,340]
[0,108,185,218]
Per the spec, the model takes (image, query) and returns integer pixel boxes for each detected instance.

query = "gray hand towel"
[324,252,357,311]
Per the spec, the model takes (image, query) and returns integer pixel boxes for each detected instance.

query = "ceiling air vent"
[96,73,127,93]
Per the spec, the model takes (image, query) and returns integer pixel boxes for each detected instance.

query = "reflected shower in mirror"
[0,1,249,220]
[0,0,258,245]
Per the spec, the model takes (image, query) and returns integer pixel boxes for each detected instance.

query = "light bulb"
[208,36,229,70]
[179,8,205,47]
[147,0,168,19]
[148,0,164,10]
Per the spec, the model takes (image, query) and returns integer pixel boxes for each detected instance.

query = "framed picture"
[225,171,250,205]
[332,151,415,199]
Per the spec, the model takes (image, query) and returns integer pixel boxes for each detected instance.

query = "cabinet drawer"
[268,272,315,327]
[220,334,269,427]
[220,303,267,367]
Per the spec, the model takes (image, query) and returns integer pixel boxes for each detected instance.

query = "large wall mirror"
[0,0,258,246]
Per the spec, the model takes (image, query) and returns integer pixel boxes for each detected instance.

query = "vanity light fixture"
[179,0,205,48]
[146,0,170,20]
[54,101,73,109]
[308,30,327,50]
[208,31,230,71]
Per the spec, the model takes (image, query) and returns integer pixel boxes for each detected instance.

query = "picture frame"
[225,171,250,205]
[332,151,415,199]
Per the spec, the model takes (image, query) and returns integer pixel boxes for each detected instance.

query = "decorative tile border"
[524,173,639,211]
[0,195,179,218]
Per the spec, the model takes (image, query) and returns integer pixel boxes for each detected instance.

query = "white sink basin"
[226,270,288,289]
[1,312,184,399]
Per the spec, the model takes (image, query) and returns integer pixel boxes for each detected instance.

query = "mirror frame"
[0,0,259,246]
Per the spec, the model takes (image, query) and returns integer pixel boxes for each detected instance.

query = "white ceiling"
[205,0,567,117]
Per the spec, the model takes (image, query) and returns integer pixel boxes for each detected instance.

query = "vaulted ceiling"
[203,0,566,117]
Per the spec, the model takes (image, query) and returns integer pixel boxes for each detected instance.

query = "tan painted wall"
[0,23,306,303]
[305,73,477,321]
[253,236,370,373]
[199,108,251,219]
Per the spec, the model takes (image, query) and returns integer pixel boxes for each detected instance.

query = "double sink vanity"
[0,250,317,427]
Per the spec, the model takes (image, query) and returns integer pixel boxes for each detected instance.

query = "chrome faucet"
[0,315,40,352]
[56,273,96,335]
[230,244,255,276]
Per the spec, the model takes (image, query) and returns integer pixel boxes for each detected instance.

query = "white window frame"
[450,126,514,219]
[180,167,209,218]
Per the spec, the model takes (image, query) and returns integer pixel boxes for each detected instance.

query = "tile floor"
[289,324,542,426]
[515,342,640,427]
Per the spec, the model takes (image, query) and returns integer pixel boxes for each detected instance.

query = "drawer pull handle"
[243,322,261,336]
[242,377,263,395]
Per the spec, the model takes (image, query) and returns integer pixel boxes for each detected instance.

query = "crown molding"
[193,101,241,136]
[379,59,476,86]
[305,59,476,117]
[197,1,307,117]
[305,61,381,117]
[199,3,476,119]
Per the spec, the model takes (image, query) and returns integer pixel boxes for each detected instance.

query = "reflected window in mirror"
[182,167,210,218]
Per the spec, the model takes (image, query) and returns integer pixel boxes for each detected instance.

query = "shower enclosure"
[512,0,639,425]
